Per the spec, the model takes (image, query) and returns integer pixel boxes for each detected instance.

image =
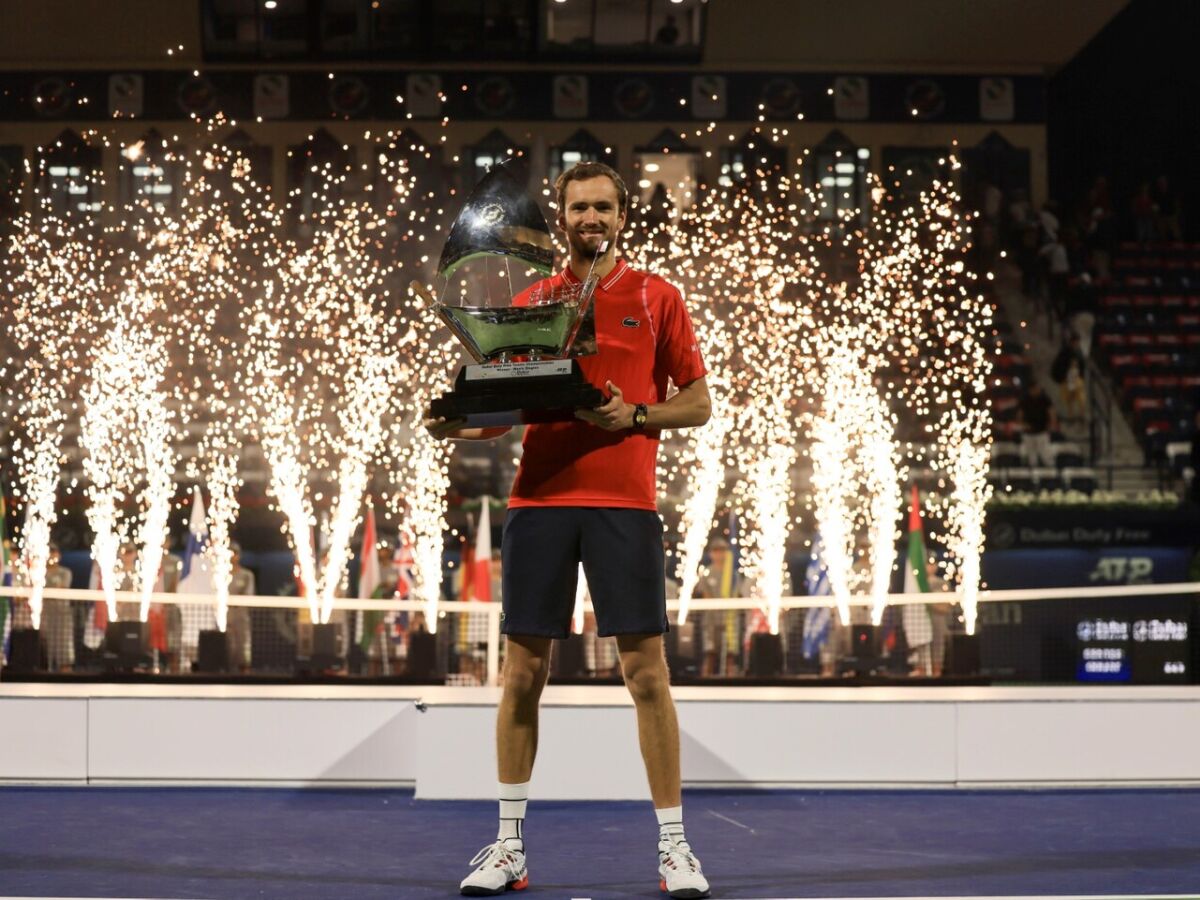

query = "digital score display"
[1076,617,1190,684]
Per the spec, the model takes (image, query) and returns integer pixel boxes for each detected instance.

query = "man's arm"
[423,417,512,441]
[575,376,711,432]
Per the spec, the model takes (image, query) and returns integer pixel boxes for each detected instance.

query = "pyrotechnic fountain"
[5,215,109,627]
[79,287,176,622]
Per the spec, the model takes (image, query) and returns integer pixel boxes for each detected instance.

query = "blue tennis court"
[1,787,1198,898]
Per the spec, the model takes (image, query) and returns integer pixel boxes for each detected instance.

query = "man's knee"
[503,640,551,698]
[622,656,670,705]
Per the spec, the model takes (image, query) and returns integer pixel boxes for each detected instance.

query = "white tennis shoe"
[459,840,529,896]
[658,837,711,899]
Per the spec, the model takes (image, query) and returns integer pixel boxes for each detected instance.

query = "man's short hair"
[554,161,628,215]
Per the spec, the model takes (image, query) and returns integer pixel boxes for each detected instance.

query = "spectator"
[1017,381,1057,468]
[1051,333,1088,423]
[226,542,254,672]
[694,538,743,676]
[115,543,140,620]
[1131,181,1155,243]
[1152,175,1183,241]
[1065,270,1099,357]
[1015,224,1042,300]
[1039,232,1071,321]
[1038,200,1060,243]
[41,543,75,672]
[1007,187,1033,230]
[1085,175,1113,220]
[1190,409,1200,505]
[925,561,951,677]
[655,14,680,45]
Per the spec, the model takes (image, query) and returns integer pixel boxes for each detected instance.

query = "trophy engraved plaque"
[418,164,605,427]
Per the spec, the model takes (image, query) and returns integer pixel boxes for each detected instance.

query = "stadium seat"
[990,442,1021,469]
[1006,467,1037,492]
[1166,441,1192,477]
[1053,442,1085,468]
[1032,467,1063,491]
[1062,467,1098,494]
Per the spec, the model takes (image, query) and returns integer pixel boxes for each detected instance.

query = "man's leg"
[461,634,551,896]
[497,634,553,783]
[618,633,710,898]
[616,633,680,807]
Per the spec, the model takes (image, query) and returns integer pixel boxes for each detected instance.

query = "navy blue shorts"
[500,507,669,639]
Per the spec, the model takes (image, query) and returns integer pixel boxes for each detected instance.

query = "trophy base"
[430,358,605,427]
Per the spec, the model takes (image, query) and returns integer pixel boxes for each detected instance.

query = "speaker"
[6,628,41,672]
[948,633,981,677]
[851,624,877,659]
[105,621,146,667]
[196,629,229,673]
[407,629,437,679]
[665,620,698,675]
[747,632,783,677]
[310,623,342,671]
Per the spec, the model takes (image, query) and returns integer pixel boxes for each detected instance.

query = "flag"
[904,484,931,594]
[458,512,475,604]
[902,484,934,651]
[468,497,492,602]
[356,503,385,652]
[721,511,740,654]
[178,486,213,591]
[177,486,215,650]
[389,528,414,644]
[357,503,381,601]
[0,489,11,663]
[801,531,833,660]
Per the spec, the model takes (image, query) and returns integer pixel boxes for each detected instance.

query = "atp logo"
[1088,556,1153,584]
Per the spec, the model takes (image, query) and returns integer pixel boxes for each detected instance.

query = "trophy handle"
[411,278,488,364]
[562,239,607,356]
[410,279,438,310]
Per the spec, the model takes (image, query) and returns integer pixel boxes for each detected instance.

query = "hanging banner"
[833,76,869,120]
[980,76,1015,122]
[691,75,726,119]
[253,74,289,120]
[108,73,143,118]
[552,74,588,119]
[406,73,443,118]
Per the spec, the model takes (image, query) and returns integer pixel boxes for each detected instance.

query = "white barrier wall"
[3,684,1200,796]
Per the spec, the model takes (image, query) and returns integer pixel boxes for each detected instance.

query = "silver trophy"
[416,165,604,426]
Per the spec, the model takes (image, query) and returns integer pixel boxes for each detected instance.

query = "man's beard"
[568,228,609,259]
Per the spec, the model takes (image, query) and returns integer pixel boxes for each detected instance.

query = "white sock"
[656,805,686,846]
[498,781,529,849]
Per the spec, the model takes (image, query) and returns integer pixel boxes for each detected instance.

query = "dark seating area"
[1091,240,1200,462]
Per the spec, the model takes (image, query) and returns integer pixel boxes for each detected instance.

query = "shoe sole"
[659,877,710,899]
[461,875,528,896]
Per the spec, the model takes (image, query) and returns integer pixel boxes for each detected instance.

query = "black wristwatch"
[632,403,649,430]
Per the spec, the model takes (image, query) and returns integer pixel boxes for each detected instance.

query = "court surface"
[1,787,1198,898]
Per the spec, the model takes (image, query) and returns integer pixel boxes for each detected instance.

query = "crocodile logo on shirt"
[621,316,640,328]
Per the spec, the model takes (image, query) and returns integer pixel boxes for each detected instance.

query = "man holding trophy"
[424,161,712,899]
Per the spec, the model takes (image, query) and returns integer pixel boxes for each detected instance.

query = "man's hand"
[424,416,511,441]
[423,415,468,439]
[575,380,635,431]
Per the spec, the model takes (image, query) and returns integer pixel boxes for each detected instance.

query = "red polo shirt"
[508,258,707,510]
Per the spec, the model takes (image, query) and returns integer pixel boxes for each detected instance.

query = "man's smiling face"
[558,175,626,261]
